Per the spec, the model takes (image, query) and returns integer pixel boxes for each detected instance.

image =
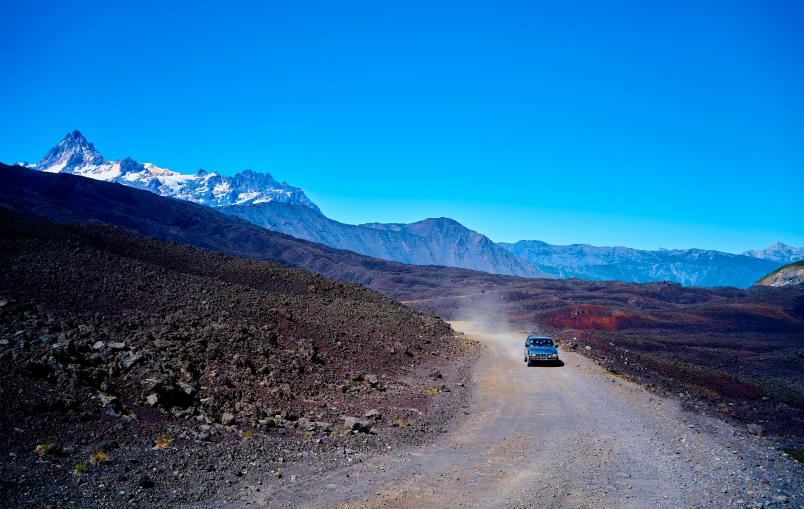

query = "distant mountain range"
[219,203,549,278]
[222,201,786,288]
[498,240,784,288]
[13,131,803,288]
[18,130,320,212]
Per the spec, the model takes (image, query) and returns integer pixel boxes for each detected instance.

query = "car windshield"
[528,338,553,347]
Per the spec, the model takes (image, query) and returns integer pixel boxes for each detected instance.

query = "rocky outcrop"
[755,260,804,287]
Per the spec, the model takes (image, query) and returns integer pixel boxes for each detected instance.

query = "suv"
[524,335,560,366]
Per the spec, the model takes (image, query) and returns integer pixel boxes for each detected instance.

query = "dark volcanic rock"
[0,204,473,508]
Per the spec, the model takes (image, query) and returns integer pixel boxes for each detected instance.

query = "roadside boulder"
[342,416,372,433]
[315,421,333,432]
[221,412,235,426]
[99,393,124,417]
[364,373,379,387]
[120,351,143,370]
[747,423,766,437]
[363,409,382,421]
[177,381,196,396]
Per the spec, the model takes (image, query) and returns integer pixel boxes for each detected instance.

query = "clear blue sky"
[1,0,802,253]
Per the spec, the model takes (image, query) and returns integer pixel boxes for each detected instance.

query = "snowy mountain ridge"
[21,130,321,212]
[742,242,804,265]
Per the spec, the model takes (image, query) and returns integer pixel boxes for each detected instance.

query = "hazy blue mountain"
[499,240,783,288]
[22,130,320,212]
[219,202,551,278]
[222,200,785,288]
[743,242,804,265]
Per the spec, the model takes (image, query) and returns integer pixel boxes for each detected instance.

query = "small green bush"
[784,448,804,462]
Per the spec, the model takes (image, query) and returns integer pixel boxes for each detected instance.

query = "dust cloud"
[452,290,540,335]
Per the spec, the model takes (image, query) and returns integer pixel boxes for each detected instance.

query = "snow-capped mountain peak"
[21,131,321,213]
[743,242,804,265]
[37,130,107,173]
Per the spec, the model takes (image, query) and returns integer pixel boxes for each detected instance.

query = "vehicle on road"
[524,335,560,366]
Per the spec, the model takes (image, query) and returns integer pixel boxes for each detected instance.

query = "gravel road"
[248,321,803,508]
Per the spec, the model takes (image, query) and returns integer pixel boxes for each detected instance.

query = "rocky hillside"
[0,206,456,427]
[499,239,782,288]
[0,207,472,507]
[221,201,550,278]
[21,130,320,211]
[756,260,804,287]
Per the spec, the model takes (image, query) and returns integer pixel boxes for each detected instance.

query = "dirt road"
[254,322,803,508]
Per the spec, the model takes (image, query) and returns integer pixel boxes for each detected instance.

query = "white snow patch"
[75,162,121,181]
[213,182,232,197]
[235,191,260,204]
[42,160,68,173]
[121,170,151,182]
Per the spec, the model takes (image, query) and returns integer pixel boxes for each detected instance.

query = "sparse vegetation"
[395,417,414,427]
[74,460,87,474]
[154,434,173,448]
[242,429,253,440]
[35,441,53,457]
[422,385,440,395]
[784,448,804,462]
[89,448,110,464]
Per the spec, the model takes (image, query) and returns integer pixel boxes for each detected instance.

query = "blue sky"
[1,0,802,253]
